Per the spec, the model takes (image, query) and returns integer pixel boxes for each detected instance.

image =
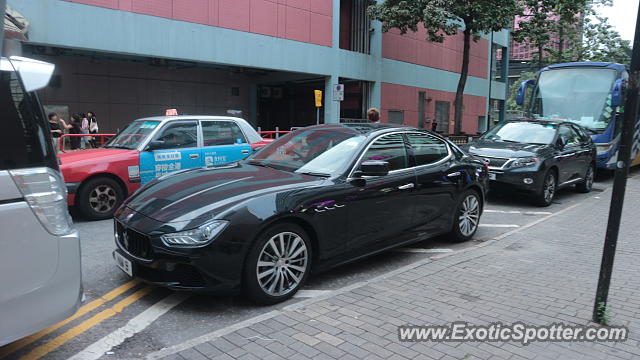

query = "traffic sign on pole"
[314,90,323,108]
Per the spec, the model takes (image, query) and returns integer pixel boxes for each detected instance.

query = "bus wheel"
[77,177,124,220]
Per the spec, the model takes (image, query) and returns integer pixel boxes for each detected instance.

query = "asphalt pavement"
[0,169,632,360]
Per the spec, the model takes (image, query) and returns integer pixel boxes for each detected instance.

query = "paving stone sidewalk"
[158,178,640,360]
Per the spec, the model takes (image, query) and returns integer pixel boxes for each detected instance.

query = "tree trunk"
[454,28,471,135]
[558,26,564,63]
[538,44,544,69]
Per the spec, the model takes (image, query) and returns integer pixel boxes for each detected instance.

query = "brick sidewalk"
[155,178,640,360]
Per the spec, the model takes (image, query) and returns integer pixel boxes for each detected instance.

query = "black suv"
[466,120,596,206]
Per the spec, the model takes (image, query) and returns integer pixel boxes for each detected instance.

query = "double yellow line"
[0,280,154,360]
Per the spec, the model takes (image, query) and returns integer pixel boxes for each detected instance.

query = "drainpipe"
[486,32,494,132]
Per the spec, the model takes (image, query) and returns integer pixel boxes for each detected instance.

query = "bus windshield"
[530,68,617,132]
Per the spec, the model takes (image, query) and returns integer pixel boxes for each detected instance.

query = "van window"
[0,67,56,170]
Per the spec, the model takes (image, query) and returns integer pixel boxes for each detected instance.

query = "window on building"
[339,0,371,54]
[435,101,450,134]
[491,43,507,83]
[388,110,404,124]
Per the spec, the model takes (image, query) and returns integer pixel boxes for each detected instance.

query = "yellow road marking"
[18,285,153,360]
[0,280,140,359]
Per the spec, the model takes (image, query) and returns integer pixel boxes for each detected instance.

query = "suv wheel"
[77,177,124,220]
[533,170,557,207]
[243,223,311,305]
[575,164,595,193]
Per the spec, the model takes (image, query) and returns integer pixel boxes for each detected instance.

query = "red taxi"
[60,116,272,220]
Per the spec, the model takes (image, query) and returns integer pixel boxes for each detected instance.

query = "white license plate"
[489,172,497,180]
[114,252,133,277]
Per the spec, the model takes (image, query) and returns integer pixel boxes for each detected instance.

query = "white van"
[0,56,82,346]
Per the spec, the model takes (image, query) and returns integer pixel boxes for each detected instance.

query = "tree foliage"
[368,0,519,134]
[513,0,630,67]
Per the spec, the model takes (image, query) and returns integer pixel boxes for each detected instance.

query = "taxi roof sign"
[165,109,178,116]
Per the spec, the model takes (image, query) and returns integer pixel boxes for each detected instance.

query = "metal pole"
[592,0,640,324]
[316,107,320,125]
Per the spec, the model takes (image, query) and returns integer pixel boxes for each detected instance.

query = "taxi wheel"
[77,177,124,220]
[243,222,312,305]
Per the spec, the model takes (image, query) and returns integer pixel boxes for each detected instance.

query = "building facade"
[8,0,509,134]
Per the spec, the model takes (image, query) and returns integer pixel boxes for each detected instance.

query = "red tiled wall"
[382,28,489,79]
[381,83,486,134]
[65,0,333,47]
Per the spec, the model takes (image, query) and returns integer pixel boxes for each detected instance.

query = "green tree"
[368,0,519,134]
[556,11,631,64]
[512,0,590,69]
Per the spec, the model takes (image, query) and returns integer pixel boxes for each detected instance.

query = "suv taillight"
[9,167,74,235]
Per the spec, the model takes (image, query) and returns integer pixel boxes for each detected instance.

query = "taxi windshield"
[247,128,366,176]
[104,121,160,150]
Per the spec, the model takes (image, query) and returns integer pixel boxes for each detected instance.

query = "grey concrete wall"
[34,55,251,133]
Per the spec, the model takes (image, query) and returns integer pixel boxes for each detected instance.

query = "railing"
[258,131,290,139]
[446,135,480,145]
[59,133,116,153]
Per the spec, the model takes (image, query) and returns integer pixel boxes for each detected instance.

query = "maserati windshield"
[247,128,366,176]
[531,68,617,131]
[104,120,159,149]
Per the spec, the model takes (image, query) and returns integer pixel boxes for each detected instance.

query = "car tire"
[533,169,557,207]
[243,222,312,305]
[445,189,482,243]
[575,163,595,193]
[77,177,125,220]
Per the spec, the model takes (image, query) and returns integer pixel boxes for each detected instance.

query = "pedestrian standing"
[87,111,99,147]
[367,108,380,123]
[48,113,63,153]
[80,113,89,149]
[431,119,438,132]
[69,114,83,150]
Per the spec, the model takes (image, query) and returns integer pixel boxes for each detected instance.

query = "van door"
[200,120,252,166]
[139,121,201,184]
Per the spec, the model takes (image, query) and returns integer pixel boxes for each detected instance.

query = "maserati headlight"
[510,157,540,169]
[161,220,229,247]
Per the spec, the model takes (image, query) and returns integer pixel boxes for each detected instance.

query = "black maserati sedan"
[465,119,596,206]
[113,124,488,304]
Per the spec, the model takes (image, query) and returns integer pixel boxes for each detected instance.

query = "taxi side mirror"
[146,140,166,151]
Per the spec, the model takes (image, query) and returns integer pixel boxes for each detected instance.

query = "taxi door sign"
[314,90,323,107]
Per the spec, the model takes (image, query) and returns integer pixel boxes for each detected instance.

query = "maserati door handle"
[398,183,415,190]
[189,154,200,159]
[241,150,250,154]
[447,172,462,178]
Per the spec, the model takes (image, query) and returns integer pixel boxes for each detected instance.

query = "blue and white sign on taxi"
[136,117,264,184]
